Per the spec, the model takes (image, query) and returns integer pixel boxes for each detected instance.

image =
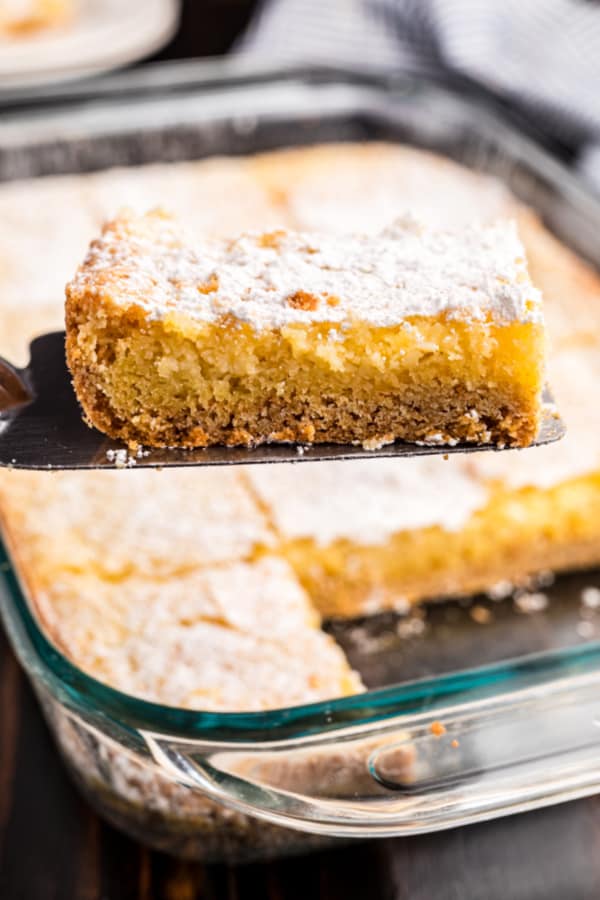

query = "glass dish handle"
[143,664,600,837]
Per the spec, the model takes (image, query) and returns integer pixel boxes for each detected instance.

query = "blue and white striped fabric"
[237,0,600,190]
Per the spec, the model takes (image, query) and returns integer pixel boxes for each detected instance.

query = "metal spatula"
[0,331,565,470]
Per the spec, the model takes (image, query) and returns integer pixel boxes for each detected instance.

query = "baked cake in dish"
[0,141,598,702]
[0,141,597,863]
[245,413,600,619]
[65,211,546,449]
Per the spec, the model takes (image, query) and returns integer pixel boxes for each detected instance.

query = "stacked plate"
[0,0,180,90]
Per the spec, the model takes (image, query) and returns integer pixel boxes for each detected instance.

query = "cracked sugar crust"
[98,619,360,711]
[244,457,489,546]
[32,559,361,711]
[35,558,322,657]
[67,210,543,329]
[0,468,274,581]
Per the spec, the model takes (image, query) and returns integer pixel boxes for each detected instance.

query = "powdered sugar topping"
[69,211,543,329]
[246,457,488,545]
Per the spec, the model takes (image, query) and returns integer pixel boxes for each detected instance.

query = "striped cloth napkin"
[237,0,600,190]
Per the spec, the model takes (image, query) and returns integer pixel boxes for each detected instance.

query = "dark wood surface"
[2,625,600,900]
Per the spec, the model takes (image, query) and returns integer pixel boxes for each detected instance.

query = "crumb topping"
[286,290,320,311]
[68,211,544,329]
[197,273,219,294]
[430,721,446,737]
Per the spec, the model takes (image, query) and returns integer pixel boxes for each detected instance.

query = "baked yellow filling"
[72,313,545,449]
[270,472,600,618]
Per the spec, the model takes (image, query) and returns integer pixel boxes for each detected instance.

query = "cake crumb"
[581,586,600,610]
[396,616,426,639]
[197,273,219,294]
[470,604,493,625]
[514,591,548,614]
[106,448,137,468]
[533,569,555,589]
[430,721,446,737]
[346,626,397,654]
[258,230,286,249]
[486,580,514,601]
[577,620,596,639]
[287,290,319,311]
[362,434,394,451]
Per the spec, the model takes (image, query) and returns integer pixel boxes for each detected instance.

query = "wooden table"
[2,626,600,900]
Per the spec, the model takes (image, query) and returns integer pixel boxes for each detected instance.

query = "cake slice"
[244,458,490,618]
[0,467,274,582]
[65,210,546,450]
[29,559,362,711]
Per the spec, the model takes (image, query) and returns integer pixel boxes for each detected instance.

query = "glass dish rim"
[2,61,600,744]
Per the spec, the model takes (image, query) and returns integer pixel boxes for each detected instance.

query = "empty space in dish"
[328,567,600,689]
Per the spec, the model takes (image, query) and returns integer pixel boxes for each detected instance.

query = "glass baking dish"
[1,61,600,864]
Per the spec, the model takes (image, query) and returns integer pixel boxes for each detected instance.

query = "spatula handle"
[0,356,31,412]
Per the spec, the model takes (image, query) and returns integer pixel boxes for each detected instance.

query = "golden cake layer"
[65,211,546,449]
[0,142,599,706]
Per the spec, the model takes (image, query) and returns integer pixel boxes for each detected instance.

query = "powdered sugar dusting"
[245,457,488,545]
[36,558,361,710]
[68,211,543,330]
[0,468,274,580]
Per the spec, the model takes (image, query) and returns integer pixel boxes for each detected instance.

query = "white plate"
[0,0,180,89]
